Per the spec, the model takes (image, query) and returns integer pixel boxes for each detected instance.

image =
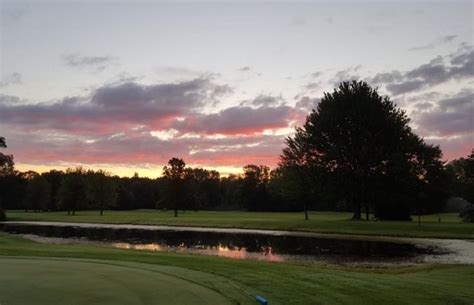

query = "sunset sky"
[0,0,473,177]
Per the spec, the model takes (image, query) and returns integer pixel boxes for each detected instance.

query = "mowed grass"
[0,257,236,305]
[6,210,474,239]
[0,233,473,305]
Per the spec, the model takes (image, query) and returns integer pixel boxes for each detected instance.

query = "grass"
[6,210,474,239]
[0,233,473,305]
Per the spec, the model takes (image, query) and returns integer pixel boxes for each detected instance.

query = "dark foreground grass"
[7,210,474,239]
[0,233,473,305]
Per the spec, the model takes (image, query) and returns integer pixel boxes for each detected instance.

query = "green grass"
[0,257,235,305]
[6,210,473,239]
[0,233,473,305]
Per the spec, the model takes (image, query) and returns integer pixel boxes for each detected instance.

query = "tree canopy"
[280,81,447,220]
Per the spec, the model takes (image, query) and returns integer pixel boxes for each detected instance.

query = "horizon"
[1,0,473,178]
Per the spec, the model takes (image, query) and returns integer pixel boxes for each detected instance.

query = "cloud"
[382,48,474,95]
[414,89,474,137]
[240,95,284,107]
[409,35,458,51]
[238,66,251,72]
[331,65,362,86]
[0,77,300,168]
[295,96,320,112]
[174,105,301,136]
[0,72,22,88]
[62,53,115,71]
[0,78,228,136]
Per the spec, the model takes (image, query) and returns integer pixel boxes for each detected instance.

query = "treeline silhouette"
[1,82,473,221]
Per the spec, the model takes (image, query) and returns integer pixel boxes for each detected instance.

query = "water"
[0,222,439,264]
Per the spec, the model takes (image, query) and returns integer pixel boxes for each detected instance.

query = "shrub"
[0,208,6,221]
[459,204,474,223]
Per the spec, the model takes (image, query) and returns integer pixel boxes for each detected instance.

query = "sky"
[0,0,473,177]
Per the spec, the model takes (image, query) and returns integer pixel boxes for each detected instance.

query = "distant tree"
[87,170,118,216]
[163,158,186,217]
[42,170,64,210]
[280,81,447,220]
[23,175,51,212]
[446,149,474,204]
[240,165,270,211]
[57,167,88,215]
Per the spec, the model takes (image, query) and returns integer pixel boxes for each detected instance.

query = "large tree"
[87,170,118,216]
[163,158,186,217]
[0,137,14,177]
[57,167,88,215]
[0,137,16,209]
[23,175,51,212]
[280,81,446,220]
[240,165,270,211]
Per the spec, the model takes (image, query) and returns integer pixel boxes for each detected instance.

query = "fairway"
[7,210,473,239]
[0,257,241,305]
[1,233,473,305]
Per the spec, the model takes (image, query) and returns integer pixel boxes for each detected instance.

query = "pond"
[0,222,441,265]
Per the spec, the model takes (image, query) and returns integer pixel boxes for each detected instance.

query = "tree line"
[1,82,473,221]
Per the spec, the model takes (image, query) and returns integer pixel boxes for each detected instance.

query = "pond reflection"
[112,242,286,261]
[1,223,437,264]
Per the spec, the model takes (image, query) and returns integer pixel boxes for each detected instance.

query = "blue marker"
[256,295,268,305]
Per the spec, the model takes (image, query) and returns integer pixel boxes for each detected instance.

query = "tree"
[57,167,88,215]
[23,175,51,212]
[162,158,186,217]
[446,149,474,204]
[42,170,64,211]
[87,170,118,216]
[0,136,16,209]
[280,81,446,220]
[0,136,14,178]
[240,165,270,211]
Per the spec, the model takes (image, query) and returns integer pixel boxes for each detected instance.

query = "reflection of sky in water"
[112,242,285,262]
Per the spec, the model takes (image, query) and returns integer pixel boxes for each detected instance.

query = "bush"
[459,204,474,223]
[0,208,6,221]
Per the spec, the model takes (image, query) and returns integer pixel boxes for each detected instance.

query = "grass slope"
[6,210,474,239]
[1,233,473,305]
[0,257,236,305]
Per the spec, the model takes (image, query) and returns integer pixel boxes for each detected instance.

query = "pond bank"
[2,221,473,266]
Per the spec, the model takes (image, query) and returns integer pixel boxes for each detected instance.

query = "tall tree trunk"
[174,208,178,217]
[365,205,369,221]
[100,209,103,216]
[72,209,75,216]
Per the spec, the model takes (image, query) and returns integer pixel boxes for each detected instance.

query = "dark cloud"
[383,48,474,95]
[0,72,22,88]
[414,90,473,137]
[241,95,284,107]
[371,71,404,84]
[386,80,425,95]
[174,105,301,136]
[295,96,320,112]
[0,78,228,136]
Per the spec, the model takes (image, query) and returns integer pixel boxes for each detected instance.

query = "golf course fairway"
[0,257,246,305]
